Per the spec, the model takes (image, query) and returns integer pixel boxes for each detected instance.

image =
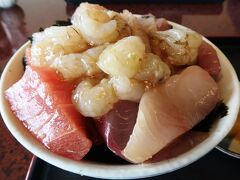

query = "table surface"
[0,0,240,179]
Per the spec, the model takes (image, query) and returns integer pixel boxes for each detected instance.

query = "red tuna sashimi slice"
[197,41,221,80]
[148,131,208,163]
[5,66,92,160]
[122,66,220,163]
[97,101,138,159]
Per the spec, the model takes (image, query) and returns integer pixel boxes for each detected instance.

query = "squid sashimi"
[5,66,92,160]
[123,66,220,163]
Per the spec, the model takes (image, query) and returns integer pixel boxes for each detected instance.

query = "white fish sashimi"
[123,66,220,163]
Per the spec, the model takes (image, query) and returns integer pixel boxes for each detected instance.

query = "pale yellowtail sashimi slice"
[123,66,220,163]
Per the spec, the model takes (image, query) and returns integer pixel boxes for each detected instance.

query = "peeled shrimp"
[51,54,86,80]
[150,28,202,65]
[97,36,145,78]
[31,26,88,67]
[72,79,118,118]
[134,13,157,33]
[135,53,171,85]
[156,18,172,31]
[80,45,108,76]
[110,76,145,102]
[71,3,129,45]
[51,45,107,80]
[121,10,151,52]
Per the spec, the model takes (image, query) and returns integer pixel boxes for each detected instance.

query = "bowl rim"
[216,146,240,159]
[217,97,240,160]
[0,22,239,179]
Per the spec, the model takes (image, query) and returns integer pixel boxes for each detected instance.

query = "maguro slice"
[97,101,138,159]
[5,66,92,160]
[123,66,220,163]
[197,41,221,80]
[148,131,208,163]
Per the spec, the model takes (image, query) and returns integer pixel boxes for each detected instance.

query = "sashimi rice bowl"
[0,3,239,179]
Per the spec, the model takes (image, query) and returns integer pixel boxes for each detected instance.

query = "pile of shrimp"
[30,3,202,118]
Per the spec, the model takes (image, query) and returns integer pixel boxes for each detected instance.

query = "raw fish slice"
[123,66,220,163]
[148,131,208,163]
[97,101,138,157]
[5,66,92,160]
[197,41,221,80]
[165,66,220,123]
[85,117,104,145]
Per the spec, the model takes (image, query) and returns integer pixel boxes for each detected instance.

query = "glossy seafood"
[123,66,220,163]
